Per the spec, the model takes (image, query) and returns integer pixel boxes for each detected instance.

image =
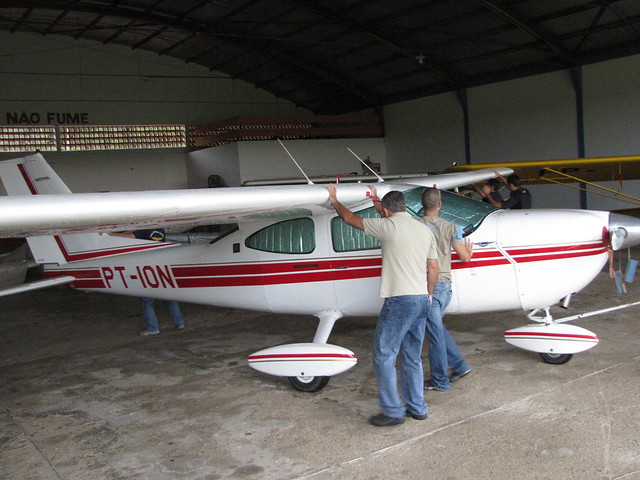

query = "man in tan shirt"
[329,184,438,426]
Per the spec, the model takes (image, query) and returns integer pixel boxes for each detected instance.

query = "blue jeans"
[426,282,469,389]
[140,298,184,332]
[373,295,430,418]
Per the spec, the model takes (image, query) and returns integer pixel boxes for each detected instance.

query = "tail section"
[0,153,169,265]
[0,153,72,196]
[0,154,68,264]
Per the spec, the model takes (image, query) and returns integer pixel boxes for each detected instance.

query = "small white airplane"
[1,153,640,392]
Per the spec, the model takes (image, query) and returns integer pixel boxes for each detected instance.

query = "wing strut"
[348,148,384,182]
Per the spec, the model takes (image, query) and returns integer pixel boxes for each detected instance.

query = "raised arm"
[328,184,365,231]
[368,185,384,215]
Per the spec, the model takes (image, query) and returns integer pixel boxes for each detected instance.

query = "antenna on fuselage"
[277,138,313,185]
[348,148,384,182]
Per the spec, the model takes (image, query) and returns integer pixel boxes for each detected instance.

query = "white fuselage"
[43,208,609,317]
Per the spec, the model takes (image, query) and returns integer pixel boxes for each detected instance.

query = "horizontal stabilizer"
[0,276,75,298]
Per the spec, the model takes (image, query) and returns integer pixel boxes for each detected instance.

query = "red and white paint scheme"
[1,153,640,392]
[505,324,599,355]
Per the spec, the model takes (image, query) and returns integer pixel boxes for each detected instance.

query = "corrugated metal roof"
[1,1,639,114]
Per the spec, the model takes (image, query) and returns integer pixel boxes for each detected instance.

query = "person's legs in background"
[139,297,160,335]
[165,301,184,330]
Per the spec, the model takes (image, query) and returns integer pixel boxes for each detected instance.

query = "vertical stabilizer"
[1,153,72,195]
[0,154,69,263]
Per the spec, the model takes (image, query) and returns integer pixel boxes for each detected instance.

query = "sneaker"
[175,325,185,331]
[424,379,448,391]
[405,410,428,420]
[139,329,159,336]
[449,368,472,382]
[368,413,405,427]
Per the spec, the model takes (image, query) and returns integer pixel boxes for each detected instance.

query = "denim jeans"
[373,294,430,418]
[140,297,184,331]
[427,282,469,389]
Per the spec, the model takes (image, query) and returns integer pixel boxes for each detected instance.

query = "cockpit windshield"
[330,186,498,253]
[403,187,497,235]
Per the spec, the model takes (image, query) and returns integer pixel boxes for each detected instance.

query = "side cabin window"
[245,218,315,254]
[331,206,381,252]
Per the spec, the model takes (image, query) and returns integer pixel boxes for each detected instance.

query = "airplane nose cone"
[609,213,640,250]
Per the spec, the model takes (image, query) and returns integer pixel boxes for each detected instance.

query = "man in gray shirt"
[420,187,472,391]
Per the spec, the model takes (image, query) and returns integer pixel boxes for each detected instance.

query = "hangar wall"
[382,93,466,174]
[383,54,640,210]
[0,32,306,192]
[236,138,386,184]
[186,138,386,188]
[383,70,578,174]
[187,143,242,190]
[0,32,303,125]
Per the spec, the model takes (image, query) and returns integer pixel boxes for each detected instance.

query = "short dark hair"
[381,190,405,212]
[487,178,501,189]
[507,174,521,187]
[421,187,441,210]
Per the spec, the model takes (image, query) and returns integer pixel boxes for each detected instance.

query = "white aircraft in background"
[1,153,640,392]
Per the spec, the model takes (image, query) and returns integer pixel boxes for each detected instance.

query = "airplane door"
[450,215,522,314]
[240,216,339,315]
[324,214,384,317]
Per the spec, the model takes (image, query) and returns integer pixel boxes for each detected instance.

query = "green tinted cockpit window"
[245,218,315,254]
[330,187,497,251]
[403,187,498,234]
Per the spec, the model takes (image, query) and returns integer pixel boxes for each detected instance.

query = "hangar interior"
[1,2,640,479]
[1,2,640,209]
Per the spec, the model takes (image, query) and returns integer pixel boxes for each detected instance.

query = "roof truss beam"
[474,0,576,66]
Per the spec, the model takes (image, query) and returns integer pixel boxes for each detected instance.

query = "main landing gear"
[247,310,356,393]
[539,352,573,365]
[288,375,330,392]
[287,309,342,393]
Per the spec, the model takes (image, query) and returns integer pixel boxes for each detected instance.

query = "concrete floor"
[1,269,639,480]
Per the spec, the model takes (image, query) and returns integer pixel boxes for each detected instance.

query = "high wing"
[0,154,512,238]
[445,154,640,185]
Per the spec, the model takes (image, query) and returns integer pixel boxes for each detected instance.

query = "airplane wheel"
[288,375,330,392]
[539,352,573,365]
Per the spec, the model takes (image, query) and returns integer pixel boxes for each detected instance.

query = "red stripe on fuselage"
[54,236,171,262]
[175,267,382,288]
[505,243,603,256]
[452,242,605,268]
[45,269,102,279]
[172,257,380,277]
[46,241,607,290]
[508,247,608,264]
[44,268,105,289]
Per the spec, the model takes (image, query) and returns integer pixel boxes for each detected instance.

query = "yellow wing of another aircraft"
[446,155,640,185]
